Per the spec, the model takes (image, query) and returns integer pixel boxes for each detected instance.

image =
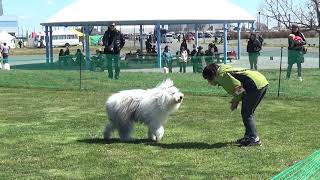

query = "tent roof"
[0,16,18,22]
[41,0,255,26]
[0,31,15,40]
[71,29,84,36]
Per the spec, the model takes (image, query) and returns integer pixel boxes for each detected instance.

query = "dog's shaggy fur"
[103,79,183,142]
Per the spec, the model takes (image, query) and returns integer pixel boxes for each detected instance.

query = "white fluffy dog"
[103,79,184,142]
[163,67,169,74]
[3,63,10,70]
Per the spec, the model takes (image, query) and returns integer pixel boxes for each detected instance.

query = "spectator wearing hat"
[286,23,306,81]
[102,22,125,79]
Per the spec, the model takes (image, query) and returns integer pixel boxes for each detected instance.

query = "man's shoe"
[235,136,249,144]
[240,137,261,146]
[298,77,303,82]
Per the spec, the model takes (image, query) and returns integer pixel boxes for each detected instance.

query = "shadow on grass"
[77,138,151,144]
[145,142,233,149]
[12,63,80,70]
[77,138,234,149]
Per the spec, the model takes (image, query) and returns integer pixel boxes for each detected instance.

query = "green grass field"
[0,69,319,179]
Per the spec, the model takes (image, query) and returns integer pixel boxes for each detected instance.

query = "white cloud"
[18,16,31,20]
[47,0,54,5]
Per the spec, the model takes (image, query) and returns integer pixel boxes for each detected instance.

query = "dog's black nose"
[180,96,183,100]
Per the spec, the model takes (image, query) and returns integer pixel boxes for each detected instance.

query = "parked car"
[161,33,174,43]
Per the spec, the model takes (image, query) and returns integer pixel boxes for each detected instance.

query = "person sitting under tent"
[145,38,152,53]
[58,49,66,66]
[75,49,85,66]
[91,49,106,71]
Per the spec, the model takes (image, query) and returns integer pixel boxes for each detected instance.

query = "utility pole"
[278,14,281,31]
[258,11,261,32]
[0,0,3,16]
[266,16,269,31]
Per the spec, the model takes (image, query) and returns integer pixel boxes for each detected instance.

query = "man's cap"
[109,22,116,26]
[291,23,299,28]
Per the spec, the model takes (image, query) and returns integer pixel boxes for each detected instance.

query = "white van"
[161,33,174,43]
[28,31,80,48]
[165,34,174,43]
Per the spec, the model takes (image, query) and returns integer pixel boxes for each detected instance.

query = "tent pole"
[156,23,162,68]
[223,23,228,64]
[45,26,49,64]
[237,22,241,60]
[84,25,90,70]
[139,25,143,52]
[195,24,199,48]
[133,25,136,47]
[49,26,53,63]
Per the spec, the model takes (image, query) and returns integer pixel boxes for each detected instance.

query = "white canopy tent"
[41,0,256,68]
[0,31,16,48]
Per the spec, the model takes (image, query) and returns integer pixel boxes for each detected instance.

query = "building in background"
[0,0,18,36]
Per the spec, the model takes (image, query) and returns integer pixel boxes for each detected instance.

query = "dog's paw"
[149,126,164,142]
[156,126,164,140]
[150,135,158,142]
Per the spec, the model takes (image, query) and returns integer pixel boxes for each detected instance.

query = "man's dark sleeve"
[102,31,108,46]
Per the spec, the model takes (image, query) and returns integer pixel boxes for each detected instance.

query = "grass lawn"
[0,69,319,179]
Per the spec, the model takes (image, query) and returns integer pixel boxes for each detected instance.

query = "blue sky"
[3,0,261,33]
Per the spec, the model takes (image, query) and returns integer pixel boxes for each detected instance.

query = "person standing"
[18,39,23,48]
[162,45,173,73]
[205,43,215,65]
[180,38,189,54]
[286,24,306,81]
[246,33,262,70]
[103,22,125,79]
[1,42,10,64]
[202,63,269,146]
[178,46,188,73]
[196,46,206,71]
[145,38,152,53]
[190,44,198,73]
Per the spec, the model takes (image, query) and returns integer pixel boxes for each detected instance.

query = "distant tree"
[260,0,320,68]
[241,24,247,32]
[257,23,268,32]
